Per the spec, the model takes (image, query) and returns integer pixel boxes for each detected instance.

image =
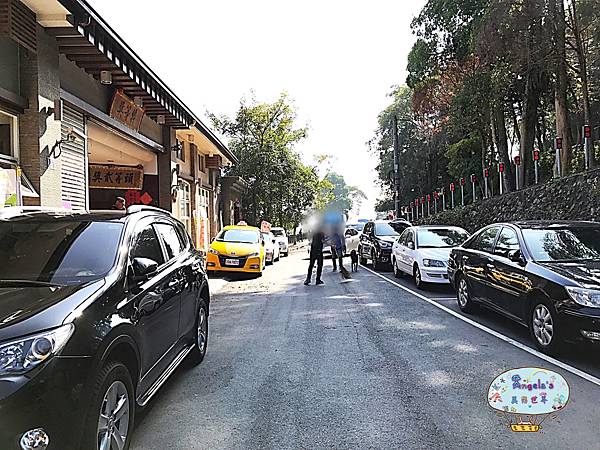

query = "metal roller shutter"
[61,105,87,210]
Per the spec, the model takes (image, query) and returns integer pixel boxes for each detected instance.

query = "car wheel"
[359,246,367,265]
[414,265,425,290]
[530,301,562,354]
[456,275,477,313]
[393,258,402,278]
[188,299,209,366]
[81,361,135,450]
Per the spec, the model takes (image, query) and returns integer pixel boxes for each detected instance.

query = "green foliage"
[446,136,483,179]
[209,93,316,232]
[322,172,366,214]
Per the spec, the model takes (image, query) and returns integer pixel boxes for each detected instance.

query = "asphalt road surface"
[130,251,600,450]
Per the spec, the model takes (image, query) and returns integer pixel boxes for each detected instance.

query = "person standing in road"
[305,229,325,286]
[330,229,346,273]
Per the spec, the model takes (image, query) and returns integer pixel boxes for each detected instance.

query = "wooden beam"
[46,27,83,37]
[59,46,103,55]
[56,37,92,47]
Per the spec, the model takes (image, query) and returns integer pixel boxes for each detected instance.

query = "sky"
[88,0,427,218]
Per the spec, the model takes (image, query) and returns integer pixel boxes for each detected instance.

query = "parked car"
[448,221,600,353]
[359,220,411,270]
[0,206,209,449]
[271,227,289,256]
[344,227,360,255]
[207,225,266,274]
[262,231,280,264]
[392,226,470,289]
[346,222,366,233]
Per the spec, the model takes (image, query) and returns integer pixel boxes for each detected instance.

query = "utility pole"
[393,115,401,218]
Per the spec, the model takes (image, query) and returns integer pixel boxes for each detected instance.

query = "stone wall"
[416,169,600,233]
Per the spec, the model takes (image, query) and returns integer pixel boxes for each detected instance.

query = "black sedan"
[448,221,600,353]
[0,207,209,450]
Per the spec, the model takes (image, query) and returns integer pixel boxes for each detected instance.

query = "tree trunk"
[492,106,515,192]
[570,0,596,167]
[551,0,573,175]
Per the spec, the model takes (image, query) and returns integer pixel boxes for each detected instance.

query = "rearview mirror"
[508,249,525,264]
[407,242,415,250]
[131,257,158,281]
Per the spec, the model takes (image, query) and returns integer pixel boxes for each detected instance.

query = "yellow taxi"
[206,225,266,274]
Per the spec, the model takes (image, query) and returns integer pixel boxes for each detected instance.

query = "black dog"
[350,250,359,272]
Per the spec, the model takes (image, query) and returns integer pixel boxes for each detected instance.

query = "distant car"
[262,231,280,264]
[346,222,366,233]
[207,225,265,274]
[358,220,411,270]
[271,227,289,257]
[344,227,360,254]
[0,207,209,449]
[392,225,470,289]
[448,221,600,353]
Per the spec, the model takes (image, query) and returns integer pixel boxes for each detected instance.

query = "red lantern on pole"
[556,137,563,150]
[460,177,466,186]
[498,162,505,173]
[427,194,431,203]
[434,191,439,199]
[471,174,478,183]
[514,155,521,166]
[584,125,592,139]
[450,182,455,192]
[483,168,490,178]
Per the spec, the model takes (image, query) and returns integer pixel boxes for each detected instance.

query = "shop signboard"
[109,90,144,131]
[89,164,144,190]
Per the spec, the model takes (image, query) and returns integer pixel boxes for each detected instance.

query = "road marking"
[361,265,600,388]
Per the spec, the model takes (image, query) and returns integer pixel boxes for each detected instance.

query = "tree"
[321,172,366,215]
[209,93,317,232]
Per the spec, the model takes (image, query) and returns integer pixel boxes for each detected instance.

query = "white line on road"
[361,265,600,388]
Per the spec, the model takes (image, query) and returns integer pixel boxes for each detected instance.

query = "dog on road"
[350,250,359,272]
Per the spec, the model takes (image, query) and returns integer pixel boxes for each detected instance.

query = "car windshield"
[0,220,123,285]
[374,223,399,236]
[523,227,600,262]
[272,229,285,237]
[217,229,260,244]
[348,223,365,232]
[417,229,470,249]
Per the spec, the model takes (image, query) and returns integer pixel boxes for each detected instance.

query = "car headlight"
[247,252,260,257]
[423,259,445,268]
[566,286,600,308]
[379,241,391,249]
[0,324,74,376]
[208,248,219,255]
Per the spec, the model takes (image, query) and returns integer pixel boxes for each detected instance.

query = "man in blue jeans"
[330,230,346,273]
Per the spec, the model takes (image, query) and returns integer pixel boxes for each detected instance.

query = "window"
[494,227,520,258]
[523,227,600,262]
[0,220,123,285]
[397,229,409,245]
[472,227,500,253]
[374,222,400,236]
[416,228,470,249]
[155,223,184,260]
[131,225,164,265]
[198,154,205,173]
[176,140,185,161]
[406,231,415,248]
[0,110,18,159]
[217,228,260,244]
[178,181,191,230]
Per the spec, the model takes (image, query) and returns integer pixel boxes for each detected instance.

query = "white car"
[344,227,360,255]
[271,227,289,256]
[261,231,280,265]
[391,226,470,289]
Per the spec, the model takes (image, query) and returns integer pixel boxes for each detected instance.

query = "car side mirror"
[272,239,276,244]
[508,249,525,265]
[408,242,415,250]
[131,257,158,282]
[261,240,265,246]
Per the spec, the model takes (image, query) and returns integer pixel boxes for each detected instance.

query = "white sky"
[88,0,426,218]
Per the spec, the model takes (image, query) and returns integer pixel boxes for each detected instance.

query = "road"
[131,250,600,450]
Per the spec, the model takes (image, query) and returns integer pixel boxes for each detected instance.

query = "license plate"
[225,259,240,266]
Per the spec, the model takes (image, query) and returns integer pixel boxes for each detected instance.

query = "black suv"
[359,220,410,270]
[0,207,209,450]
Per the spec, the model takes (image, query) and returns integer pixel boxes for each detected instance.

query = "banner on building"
[260,221,271,233]
[89,164,144,190]
[109,90,144,131]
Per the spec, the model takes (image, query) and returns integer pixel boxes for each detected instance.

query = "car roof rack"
[126,205,171,216]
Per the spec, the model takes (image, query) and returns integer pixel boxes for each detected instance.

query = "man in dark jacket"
[305,230,325,285]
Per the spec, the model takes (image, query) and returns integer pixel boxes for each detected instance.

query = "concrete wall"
[416,169,600,233]
[19,26,62,206]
